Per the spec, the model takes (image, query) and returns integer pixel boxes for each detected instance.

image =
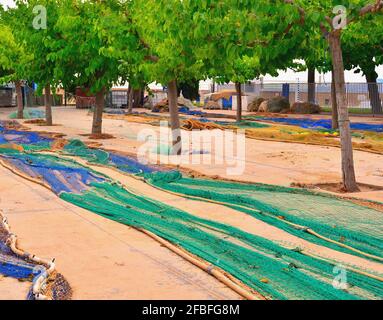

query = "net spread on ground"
[0,121,382,300]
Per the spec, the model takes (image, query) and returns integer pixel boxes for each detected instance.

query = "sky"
[1,0,14,8]
[1,0,382,83]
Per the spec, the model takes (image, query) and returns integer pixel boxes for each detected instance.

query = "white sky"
[1,0,382,83]
[1,0,15,8]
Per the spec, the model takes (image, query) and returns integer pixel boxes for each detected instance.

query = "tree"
[301,0,383,191]
[5,0,65,125]
[294,23,339,127]
[192,0,306,122]
[51,0,142,134]
[342,17,383,114]
[0,10,31,119]
[131,0,206,154]
[177,79,200,101]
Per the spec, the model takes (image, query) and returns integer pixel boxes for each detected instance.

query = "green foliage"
[3,1,61,92]
[185,0,307,84]
[50,0,142,94]
[131,0,205,85]
[342,14,383,76]
[0,10,30,83]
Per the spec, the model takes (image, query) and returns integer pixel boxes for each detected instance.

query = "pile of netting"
[0,214,72,300]
[247,116,383,133]
[146,172,383,262]
[8,108,46,120]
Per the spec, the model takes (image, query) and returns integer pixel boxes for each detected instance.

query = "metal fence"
[0,85,66,108]
[217,82,383,115]
[0,86,15,107]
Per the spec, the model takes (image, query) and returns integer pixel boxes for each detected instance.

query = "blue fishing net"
[257,117,383,132]
[0,259,41,279]
[0,121,53,146]
[179,106,206,116]
[0,150,106,194]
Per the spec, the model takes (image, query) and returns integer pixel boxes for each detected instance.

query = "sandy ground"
[0,277,30,300]
[0,106,382,299]
[2,106,380,201]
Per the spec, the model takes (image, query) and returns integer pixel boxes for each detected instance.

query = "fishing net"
[1,218,72,300]
[8,109,46,120]
[0,249,41,280]
[0,148,106,194]
[146,173,383,262]
[0,145,382,299]
[62,139,162,174]
[1,122,382,300]
[0,121,53,151]
[247,116,383,133]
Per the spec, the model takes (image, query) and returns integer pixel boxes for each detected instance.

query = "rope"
[0,210,55,300]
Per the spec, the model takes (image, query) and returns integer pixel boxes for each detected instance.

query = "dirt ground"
[0,106,382,299]
[2,106,380,200]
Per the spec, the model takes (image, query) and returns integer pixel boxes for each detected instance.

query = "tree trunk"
[331,69,339,130]
[168,80,182,155]
[132,88,144,108]
[365,70,382,115]
[307,68,316,104]
[127,85,134,114]
[15,81,24,119]
[92,88,105,135]
[235,82,242,122]
[328,31,359,192]
[44,84,53,126]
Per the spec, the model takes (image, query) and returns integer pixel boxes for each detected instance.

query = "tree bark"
[44,84,53,126]
[168,80,182,155]
[15,80,24,119]
[328,31,359,192]
[307,68,316,104]
[365,70,382,115]
[92,88,105,135]
[331,69,339,130]
[127,85,134,114]
[133,88,144,108]
[235,82,242,122]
